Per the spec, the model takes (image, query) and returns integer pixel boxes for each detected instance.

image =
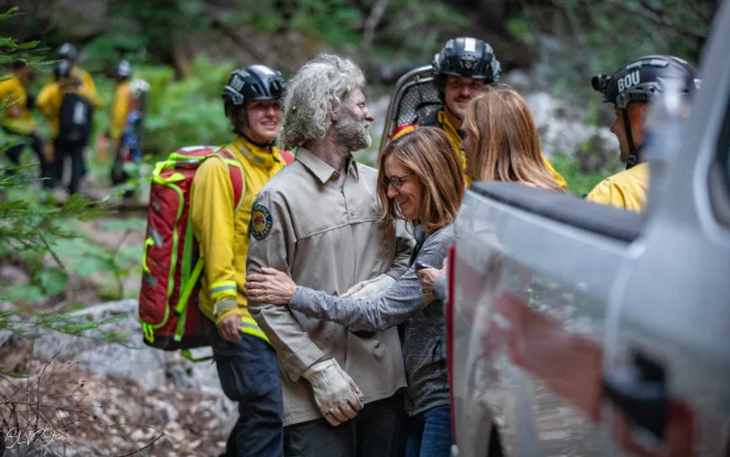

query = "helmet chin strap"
[241,128,275,150]
[622,107,643,170]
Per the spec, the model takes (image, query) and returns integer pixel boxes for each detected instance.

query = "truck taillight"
[446,244,457,444]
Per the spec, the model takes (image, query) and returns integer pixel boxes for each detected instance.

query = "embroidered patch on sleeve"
[250,204,273,240]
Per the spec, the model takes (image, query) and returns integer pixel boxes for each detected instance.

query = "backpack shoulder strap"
[213,146,246,214]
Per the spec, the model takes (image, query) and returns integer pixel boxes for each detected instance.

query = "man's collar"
[296,147,359,184]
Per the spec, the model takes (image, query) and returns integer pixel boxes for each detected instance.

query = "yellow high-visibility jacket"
[36,77,103,136]
[0,72,35,135]
[73,66,102,108]
[585,162,649,212]
[190,136,287,340]
[433,109,568,189]
[109,81,131,140]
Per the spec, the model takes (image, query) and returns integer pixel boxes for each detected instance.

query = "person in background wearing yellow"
[57,43,102,107]
[394,37,567,189]
[108,60,136,189]
[36,60,101,196]
[586,56,699,212]
[189,65,289,457]
[0,61,51,185]
[108,60,132,150]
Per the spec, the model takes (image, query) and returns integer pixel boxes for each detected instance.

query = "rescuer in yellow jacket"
[0,61,51,184]
[109,61,132,142]
[36,60,102,196]
[421,37,567,189]
[107,61,133,182]
[189,64,287,456]
[57,43,102,107]
[586,55,699,211]
[36,62,103,137]
[586,163,649,212]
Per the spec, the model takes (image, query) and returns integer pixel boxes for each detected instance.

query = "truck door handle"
[602,352,667,441]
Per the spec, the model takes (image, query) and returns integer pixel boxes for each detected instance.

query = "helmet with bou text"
[222,64,285,116]
[592,55,700,109]
[592,55,700,168]
[432,37,501,88]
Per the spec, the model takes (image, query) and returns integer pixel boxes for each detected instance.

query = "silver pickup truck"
[448,2,730,456]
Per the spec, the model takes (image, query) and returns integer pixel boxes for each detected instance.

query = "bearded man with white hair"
[246,54,413,456]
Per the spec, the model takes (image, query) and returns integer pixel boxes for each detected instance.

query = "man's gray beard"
[334,111,371,152]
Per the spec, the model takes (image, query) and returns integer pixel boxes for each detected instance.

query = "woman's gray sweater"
[289,224,453,417]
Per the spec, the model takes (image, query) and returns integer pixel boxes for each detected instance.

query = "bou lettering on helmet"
[592,55,700,168]
[222,64,285,116]
[432,37,501,88]
[592,55,700,109]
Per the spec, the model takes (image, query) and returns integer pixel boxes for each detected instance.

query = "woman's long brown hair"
[377,127,465,235]
[463,86,565,192]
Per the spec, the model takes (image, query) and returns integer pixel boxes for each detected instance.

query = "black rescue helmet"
[58,43,78,61]
[432,37,501,86]
[222,65,285,113]
[116,60,132,80]
[592,55,700,109]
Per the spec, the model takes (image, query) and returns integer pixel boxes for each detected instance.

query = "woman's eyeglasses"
[383,172,414,189]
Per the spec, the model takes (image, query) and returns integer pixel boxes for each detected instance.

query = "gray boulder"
[31,299,236,424]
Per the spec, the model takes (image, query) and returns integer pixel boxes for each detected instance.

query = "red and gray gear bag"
[138,146,245,353]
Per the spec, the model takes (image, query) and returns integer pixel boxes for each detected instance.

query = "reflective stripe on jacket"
[190,136,286,340]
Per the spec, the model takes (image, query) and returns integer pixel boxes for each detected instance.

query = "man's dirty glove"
[302,358,364,426]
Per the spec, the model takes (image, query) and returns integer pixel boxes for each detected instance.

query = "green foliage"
[288,0,364,46]
[109,0,208,64]
[529,0,716,104]
[550,154,607,197]
[374,0,470,61]
[82,33,149,71]
[1,10,128,361]
[0,309,130,344]
[0,185,116,255]
[52,219,144,300]
[3,268,67,305]
[507,17,533,44]
[37,268,69,295]
[135,57,234,154]
[0,9,40,61]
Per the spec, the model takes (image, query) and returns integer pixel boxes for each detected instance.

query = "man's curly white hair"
[279,54,366,150]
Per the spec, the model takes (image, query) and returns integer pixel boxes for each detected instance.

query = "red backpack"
[138,146,245,355]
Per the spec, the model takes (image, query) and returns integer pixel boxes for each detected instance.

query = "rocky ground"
[1,353,228,457]
[1,300,234,457]
[0,293,230,455]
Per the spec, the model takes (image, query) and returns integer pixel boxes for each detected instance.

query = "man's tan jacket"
[247,148,414,426]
